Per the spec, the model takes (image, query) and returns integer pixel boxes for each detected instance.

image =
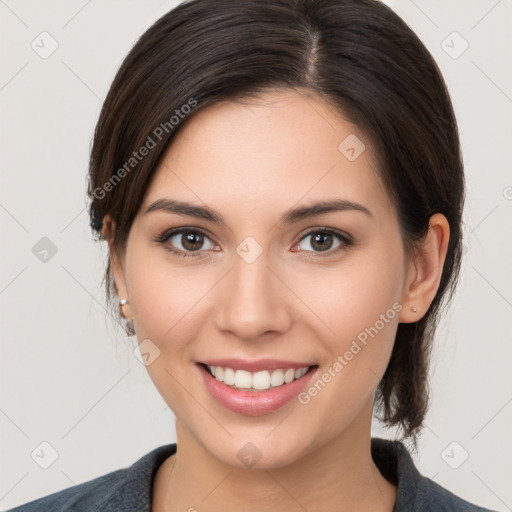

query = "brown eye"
[295,229,352,256]
[310,232,335,252]
[179,231,205,251]
[156,228,216,258]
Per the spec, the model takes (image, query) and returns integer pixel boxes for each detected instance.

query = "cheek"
[290,250,404,432]
[123,253,215,415]
[291,245,405,390]
[123,231,213,341]
[290,243,405,339]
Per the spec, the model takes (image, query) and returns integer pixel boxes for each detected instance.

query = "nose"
[214,247,292,341]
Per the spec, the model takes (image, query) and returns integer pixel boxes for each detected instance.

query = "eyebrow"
[143,198,373,226]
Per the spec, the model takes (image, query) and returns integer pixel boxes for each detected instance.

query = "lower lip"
[197,364,317,416]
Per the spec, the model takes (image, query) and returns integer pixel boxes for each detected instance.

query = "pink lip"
[197,363,318,416]
[198,358,315,372]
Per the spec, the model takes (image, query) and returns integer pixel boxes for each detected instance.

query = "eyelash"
[154,227,354,259]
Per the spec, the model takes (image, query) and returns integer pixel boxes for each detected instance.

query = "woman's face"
[112,89,415,468]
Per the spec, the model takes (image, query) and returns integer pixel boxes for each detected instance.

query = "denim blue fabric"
[6,438,497,511]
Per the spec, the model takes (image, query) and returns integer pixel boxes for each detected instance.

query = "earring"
[119,299,129,306]
[411,306,418,313]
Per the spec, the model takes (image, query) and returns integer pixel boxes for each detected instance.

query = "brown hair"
[87,0,464,439]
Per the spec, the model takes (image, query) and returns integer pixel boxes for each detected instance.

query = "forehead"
[142,89,391,220]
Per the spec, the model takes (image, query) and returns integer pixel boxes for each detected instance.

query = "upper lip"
[197,358,316,372]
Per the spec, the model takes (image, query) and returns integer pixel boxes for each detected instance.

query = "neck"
[153,401,397,512]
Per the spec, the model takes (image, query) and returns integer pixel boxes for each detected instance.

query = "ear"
[399,213,450,323]
[102,214,132,320]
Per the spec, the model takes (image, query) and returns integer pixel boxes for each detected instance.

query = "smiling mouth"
[199,363,318,391]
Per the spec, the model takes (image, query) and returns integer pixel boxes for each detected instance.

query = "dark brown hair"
[87,0,464,439]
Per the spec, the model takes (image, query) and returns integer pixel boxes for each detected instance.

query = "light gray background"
[1,0,511,510]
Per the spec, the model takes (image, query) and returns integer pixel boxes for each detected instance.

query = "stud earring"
[411,306,418,313]
[119,299,129,306]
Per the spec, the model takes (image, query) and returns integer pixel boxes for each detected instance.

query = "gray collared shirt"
[6,438,497,511]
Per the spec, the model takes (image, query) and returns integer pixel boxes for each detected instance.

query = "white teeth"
[284,368,295,383]
[234,370,252,389]
[223,367,235,385]
[270,369,285,387]
[295,367,308,379]
[206,365,311,390]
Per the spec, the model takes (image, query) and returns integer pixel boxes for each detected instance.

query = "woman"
[8,0,498,510]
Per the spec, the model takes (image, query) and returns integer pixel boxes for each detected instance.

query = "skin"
[103,88,449,512]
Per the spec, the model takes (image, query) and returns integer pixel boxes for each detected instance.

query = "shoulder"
[6,444,176,512]
[371,438,498,512]
[414,476,495,512]
[6,468,127,512]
